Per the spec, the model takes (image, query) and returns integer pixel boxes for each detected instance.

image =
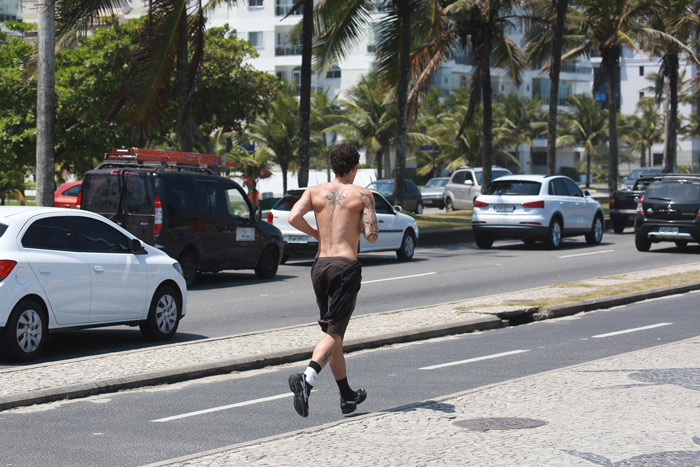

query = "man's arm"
[360,191,379,243]
[289,189,319,241]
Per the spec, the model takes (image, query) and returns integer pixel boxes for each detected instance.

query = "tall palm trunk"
[36,0,55,207]
[546,0,568,175]
[481,34,494,188]
[604,50,620,195]
[664,55,679,173]
[376,148,384,179]
[297,0,312,188]
[177,10,193,152]
[393,0,410,205]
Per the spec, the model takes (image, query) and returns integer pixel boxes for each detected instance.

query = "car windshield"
[628,168,662,180]
[425,178,448,188]
[273,192,302,211]
[81,174,122,215]
[483,180,541,196]
[0,223,7,238]
[475,169,510,184]
[646,182,700,203]
[367,181,393,196]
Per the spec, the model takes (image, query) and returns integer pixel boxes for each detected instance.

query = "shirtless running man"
[287,143,379,417]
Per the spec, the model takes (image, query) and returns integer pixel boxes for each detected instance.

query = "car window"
[550,178,569,196]
[367,181,393,196]
[0,223,6,238]
[194,181,225,216]
[451,171,466,184]
[22,217,76,251]
[126,173,154,215]
[82,174,122,215]
[646,182,700,203]
[406,180,419,195]
[425,179,446,188]
[166,183,195,218]
[273,192,302,211]
[64,184,82,197]
[71,216,131,253]
[225,185,251,219]
[483,181,541,196]
[562,178,583,197]
[373,194,394,215]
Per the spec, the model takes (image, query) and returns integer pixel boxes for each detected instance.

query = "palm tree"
[557,94,608,187]
[620,98,663,167]
[637,0,700,173]
[565,0,644,194]
[313,0,441,204]
[494,93,546,173]
[309,88,343,180]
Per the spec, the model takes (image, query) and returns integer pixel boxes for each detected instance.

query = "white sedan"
[267,189,419,261]
[0,207,187,362]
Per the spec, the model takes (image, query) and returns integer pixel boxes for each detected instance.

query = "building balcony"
[276,3,303,16]
[276,44,303,56]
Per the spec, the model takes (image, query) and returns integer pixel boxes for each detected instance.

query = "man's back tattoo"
[325,190,347,209]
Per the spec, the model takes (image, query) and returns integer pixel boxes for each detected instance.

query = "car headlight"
[173,262,184,277]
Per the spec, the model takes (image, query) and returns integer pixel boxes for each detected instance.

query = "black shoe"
[340,388,367,414]
[288,373,310,417]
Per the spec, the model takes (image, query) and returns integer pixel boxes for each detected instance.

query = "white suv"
[471,175,604,249]
[443,166,512,211]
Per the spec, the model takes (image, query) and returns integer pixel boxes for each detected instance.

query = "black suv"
[80,160,284,286]
[634,175,700,251]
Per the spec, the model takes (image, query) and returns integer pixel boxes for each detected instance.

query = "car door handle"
[39,267,50,274]
[93,266,105,273]
[379,220,385,223]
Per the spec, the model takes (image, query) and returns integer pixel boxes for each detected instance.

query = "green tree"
[309,88,343,179]
[618,98,663,167]
[557,94,608,187]
[494,93,546,173]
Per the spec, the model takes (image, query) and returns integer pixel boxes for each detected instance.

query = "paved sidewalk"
[1,262,700,412]
[149,335,700,466]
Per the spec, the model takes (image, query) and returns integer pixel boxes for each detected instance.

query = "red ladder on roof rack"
[105,147,236,169]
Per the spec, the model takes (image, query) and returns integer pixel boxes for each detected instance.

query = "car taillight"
[0,260,17,281]
[522,200,545,208]
[267,212,274,223]
[76,190,82,209]
[636,195,644,215]
[154,194,163,236]
[474,200,488,208]
[609,193,615,208]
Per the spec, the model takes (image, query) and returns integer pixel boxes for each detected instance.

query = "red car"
[53,181,82,209]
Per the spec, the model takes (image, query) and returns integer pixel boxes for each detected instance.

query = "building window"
[325,66,341,79]
[249,0,264,6]
[639,66,644,76]
[248,31,263,48]
[639,91,645,99]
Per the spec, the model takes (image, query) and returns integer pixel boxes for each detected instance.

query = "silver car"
[443,166,512,211]
[420,177,449,209]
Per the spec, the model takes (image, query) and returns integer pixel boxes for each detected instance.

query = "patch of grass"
[411,210,472,232]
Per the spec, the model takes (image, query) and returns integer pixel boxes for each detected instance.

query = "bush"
[559,166,579,180]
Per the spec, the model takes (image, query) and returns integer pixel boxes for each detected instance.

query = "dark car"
[620,167,664,191]
[634,175,700,251]
[80,151,284,286]
[365,179,424,214]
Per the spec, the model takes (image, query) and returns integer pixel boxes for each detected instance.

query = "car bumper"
[635,221,700,243]
[473,224,550,240]
[422,198,444,207]
[283,236,319,257]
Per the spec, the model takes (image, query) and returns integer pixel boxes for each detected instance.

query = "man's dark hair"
[329,143,360,177]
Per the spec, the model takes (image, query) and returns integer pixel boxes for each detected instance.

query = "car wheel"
[612,217,625,234]
[178,250,198,288]
[675,240,688,248]
[2,298,48,362]
[585,215,604,245]
[140,285,181,341]
[544,218,562,249]
[635,233,651,252]
[255,245,280,279]
[396,230,416,261]
[474,231,494,249]
[445,198,454,212]
[415,202,424,214]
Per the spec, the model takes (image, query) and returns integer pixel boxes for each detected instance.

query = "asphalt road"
[1,291,697,466]
[11,230,700,367]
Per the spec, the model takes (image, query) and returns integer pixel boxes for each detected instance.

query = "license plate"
[285,235,309,244]
[495,205,515,212]
[659,226,679,234]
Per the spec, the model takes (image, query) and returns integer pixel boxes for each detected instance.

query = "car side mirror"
[131,238,147,254]
[584,190,591,197]
[254,208,262,222]
[393,206,401,214]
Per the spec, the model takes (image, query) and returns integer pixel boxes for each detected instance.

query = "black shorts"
[310,256,362,338]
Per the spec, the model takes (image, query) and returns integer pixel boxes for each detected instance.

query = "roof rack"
[101,148,236,172]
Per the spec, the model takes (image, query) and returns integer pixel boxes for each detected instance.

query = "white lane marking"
[419,349,529,370]
[152,393,293,422]
[592,322,673,339]
[558,250,614,258]
[363,272,437,285]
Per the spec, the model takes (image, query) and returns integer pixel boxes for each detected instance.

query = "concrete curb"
[1,280,698,411]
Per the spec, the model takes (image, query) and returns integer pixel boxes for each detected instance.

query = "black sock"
[309,360,322,374]
[336,377,355,400]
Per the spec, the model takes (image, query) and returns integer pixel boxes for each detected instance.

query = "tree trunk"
[605,50,620,195]
[664,56,679,173]
[281,165,288,193]
[586,150,591,188]
[481,35,494,188]
[297,0,312,188]
[546,0,568,175]
[36,0,56,207]
[393,0,410,205]
[376,148,384,179]
[176,9,193,152]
